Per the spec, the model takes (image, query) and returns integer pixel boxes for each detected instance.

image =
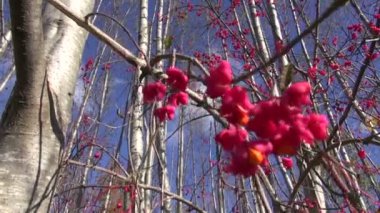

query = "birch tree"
[0,0,94,212]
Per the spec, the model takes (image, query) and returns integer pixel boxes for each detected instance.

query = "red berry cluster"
[208,61,329,176]
[143,61,329,177]
[142,67,189,122]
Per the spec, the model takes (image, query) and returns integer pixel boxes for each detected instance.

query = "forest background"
[0,0,379,212]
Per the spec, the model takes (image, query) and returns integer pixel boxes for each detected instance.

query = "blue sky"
[0,0,379,211]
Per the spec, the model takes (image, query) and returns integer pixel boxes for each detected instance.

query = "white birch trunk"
[0,0,93,211]
[155,1,171,211]
[176,109,185,212]
[144,0,162,210]
[143,118,154,210]
[250,1,270,61]
[268,0,289,67]
[129,0,148,210]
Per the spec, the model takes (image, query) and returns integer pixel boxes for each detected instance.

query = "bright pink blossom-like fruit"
[282,81,311,107]
[143,81,167,103]
[307,113,329,140]
[205,60,233,98]
[282,157,293,170]
[201,61,331,176]
[154,105,176,122]
[94,151,101,159]
[225,141,272,177]
[358,149,366,159]
[167,67,188,91]
[224,144,259,176]
[246,82,328,156]
[220,86,254,125]
[168,91,189,107]
[215,125,248,151]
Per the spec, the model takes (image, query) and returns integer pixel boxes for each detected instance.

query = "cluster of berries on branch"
[143,60,329,176]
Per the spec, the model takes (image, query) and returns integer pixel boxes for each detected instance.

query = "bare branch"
[47,0,146,68]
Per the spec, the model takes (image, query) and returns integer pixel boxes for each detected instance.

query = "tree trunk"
[0,0,93,211]
[155,0,171,211]
[129,0,148,210]
[176,109,185,212]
